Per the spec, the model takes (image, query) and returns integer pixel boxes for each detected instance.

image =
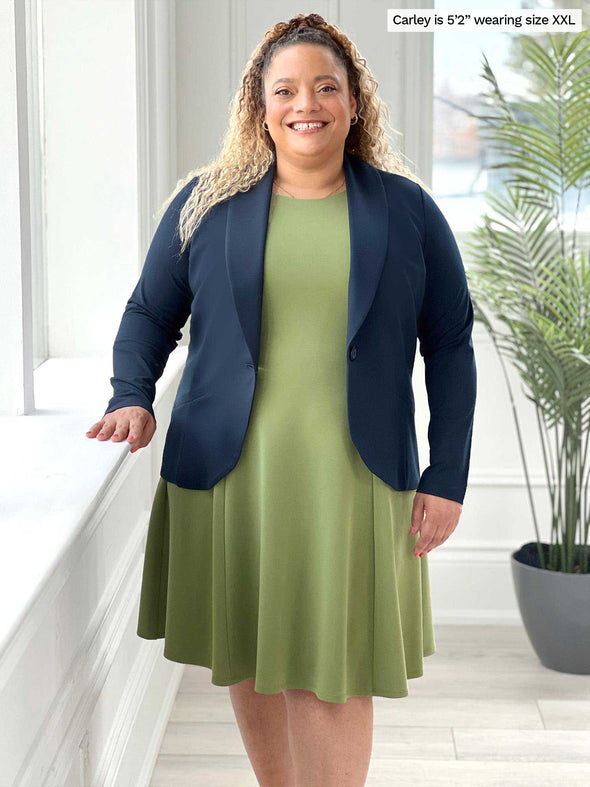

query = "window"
[433,0,590,231]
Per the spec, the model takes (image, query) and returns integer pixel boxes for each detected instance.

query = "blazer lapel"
[225,150,389,368]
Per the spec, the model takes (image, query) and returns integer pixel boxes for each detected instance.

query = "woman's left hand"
[410,492,462,557]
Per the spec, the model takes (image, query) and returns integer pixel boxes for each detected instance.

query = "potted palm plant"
[464,30,590,674]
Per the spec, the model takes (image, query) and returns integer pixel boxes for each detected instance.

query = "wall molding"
[12,504,147,786]
[467,470,549,487]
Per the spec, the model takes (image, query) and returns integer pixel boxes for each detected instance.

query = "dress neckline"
[272,189,347,202]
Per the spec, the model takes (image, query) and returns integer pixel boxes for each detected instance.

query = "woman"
[87,14,476,786]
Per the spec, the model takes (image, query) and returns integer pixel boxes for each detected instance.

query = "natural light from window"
[433,0,590,231]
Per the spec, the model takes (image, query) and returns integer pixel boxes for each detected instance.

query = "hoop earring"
[263,120,269,131]
[350,113,358,125]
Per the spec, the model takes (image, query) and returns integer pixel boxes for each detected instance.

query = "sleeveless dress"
[136,188,436,703]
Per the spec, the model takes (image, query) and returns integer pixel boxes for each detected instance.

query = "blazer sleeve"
[415,186,477,505]
[102,177,198,422]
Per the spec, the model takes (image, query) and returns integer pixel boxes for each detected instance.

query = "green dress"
[137,188,436,703]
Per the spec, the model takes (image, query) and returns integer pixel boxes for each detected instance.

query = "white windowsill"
[0,348,187,658]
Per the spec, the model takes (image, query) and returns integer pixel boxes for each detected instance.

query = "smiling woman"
[262,37,357,197]
[94,11,475,787]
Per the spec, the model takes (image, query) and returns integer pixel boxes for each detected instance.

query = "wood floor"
[149,625,590,786]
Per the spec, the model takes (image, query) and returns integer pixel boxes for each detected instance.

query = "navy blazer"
[104,150,477,504]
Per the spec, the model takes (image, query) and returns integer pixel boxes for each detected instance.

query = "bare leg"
[284,689,373,787]
[228,678,296,786]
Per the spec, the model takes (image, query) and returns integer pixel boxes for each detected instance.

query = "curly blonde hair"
[160,13,431,255]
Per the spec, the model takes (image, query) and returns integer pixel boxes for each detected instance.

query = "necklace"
[273,176,346,199]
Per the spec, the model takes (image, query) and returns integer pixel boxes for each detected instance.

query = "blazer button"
[349,345,357,361]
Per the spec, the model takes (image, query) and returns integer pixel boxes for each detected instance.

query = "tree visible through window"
[433,0,590,231]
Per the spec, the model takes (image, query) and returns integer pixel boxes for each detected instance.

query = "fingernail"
[129,435,135,441]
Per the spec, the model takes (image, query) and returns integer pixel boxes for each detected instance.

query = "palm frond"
[466,31,590,569]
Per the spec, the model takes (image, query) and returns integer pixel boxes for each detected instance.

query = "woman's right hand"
[86,406,156,453]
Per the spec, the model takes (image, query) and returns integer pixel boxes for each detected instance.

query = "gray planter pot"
[511,542,590,675]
